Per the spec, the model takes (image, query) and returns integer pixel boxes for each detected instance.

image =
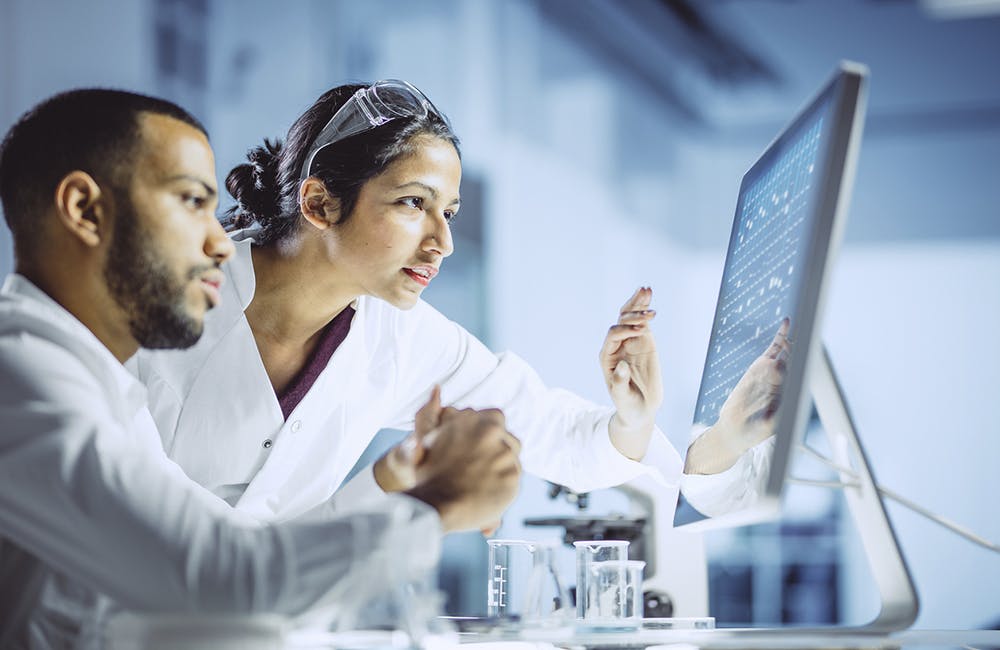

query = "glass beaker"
[583,559,645,628]
[486,539,571,625]
[572,540,629,619]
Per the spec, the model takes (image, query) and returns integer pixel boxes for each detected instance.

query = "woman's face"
[328,135,461,309]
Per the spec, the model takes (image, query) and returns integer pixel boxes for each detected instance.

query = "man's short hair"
[0,88,207,250]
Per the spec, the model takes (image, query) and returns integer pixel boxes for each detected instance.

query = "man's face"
[104,113,233,350]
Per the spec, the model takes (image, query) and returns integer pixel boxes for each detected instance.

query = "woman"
[132,80,683,521]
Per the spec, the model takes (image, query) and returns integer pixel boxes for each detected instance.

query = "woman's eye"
[182,194,207,210]
[400,196,424,210]
[444,210,458,223]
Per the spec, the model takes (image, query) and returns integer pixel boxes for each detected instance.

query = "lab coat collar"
[235,298,369,520]
[219,232,372,519]
[227,229,259,311]
[0,273,149,419]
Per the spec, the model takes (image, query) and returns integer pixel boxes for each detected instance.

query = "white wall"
[0,0,153,275]
[826,243,1000,628]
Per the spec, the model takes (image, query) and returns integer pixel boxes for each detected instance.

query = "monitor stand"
[715,345,919,638]
[804,345,919,633]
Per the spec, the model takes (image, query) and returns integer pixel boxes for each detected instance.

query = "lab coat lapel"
[235,303,370,521]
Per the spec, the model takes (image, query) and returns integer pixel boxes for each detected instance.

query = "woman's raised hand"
[599,287,663,459]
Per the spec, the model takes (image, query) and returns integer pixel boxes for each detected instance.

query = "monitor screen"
[674,63,868,529]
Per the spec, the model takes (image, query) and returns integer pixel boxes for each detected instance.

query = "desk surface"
[107,613,1000,649]
[538,628,1000,649]
[287,628,1000,650]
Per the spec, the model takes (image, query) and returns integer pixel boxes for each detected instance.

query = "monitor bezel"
[675,62,869,531]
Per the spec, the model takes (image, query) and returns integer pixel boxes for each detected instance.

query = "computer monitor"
[672,62,919,632]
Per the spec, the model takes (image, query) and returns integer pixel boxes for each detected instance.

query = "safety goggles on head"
[299,79,440,184]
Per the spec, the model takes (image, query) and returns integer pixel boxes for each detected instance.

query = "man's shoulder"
[0,291,84,358]
[0,306,108,406]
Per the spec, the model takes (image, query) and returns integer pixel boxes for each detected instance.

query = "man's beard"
[103,194,209,350]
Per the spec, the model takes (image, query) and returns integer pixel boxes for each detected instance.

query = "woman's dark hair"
[224,83,460,245]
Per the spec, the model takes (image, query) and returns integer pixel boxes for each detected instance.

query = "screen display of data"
[676,67,865,529]
[694,97,832,428]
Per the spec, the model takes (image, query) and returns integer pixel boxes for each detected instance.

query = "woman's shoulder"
[356,295,452,334]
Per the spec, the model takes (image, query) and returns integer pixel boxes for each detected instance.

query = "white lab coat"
[131,233,684,521]
[0,275,441,650]
[680,437,775,518]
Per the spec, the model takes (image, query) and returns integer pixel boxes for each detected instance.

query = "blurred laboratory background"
[2,0,998,632]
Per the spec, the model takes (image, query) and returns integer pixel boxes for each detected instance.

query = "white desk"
[108,619,1000,649]
[450,628,1000,650]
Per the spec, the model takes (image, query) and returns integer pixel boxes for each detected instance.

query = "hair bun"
[225,139,283,228]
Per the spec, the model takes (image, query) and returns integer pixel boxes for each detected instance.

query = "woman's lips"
[403,269,430,287]
[403,266,438,287]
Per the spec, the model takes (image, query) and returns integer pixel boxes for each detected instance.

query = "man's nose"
[205,217,235,264]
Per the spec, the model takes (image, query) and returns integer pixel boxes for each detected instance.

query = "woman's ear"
[53,171,107,248]
[299,178,341,231]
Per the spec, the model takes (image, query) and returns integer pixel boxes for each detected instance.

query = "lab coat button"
[262,439,273,449]
[290,420,302,433]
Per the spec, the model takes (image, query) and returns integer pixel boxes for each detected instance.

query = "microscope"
[524,473,709,619]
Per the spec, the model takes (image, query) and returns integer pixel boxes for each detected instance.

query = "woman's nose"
[425,214,454,257]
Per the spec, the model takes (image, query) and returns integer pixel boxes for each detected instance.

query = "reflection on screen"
[676,94,835,523]
[696,109,827,427]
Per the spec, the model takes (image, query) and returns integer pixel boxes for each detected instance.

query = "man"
[0,89,521,649]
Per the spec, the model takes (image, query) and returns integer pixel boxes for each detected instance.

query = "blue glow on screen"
[694,96,832,427]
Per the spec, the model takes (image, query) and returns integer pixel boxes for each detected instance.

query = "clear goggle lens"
[299,79,438,183]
